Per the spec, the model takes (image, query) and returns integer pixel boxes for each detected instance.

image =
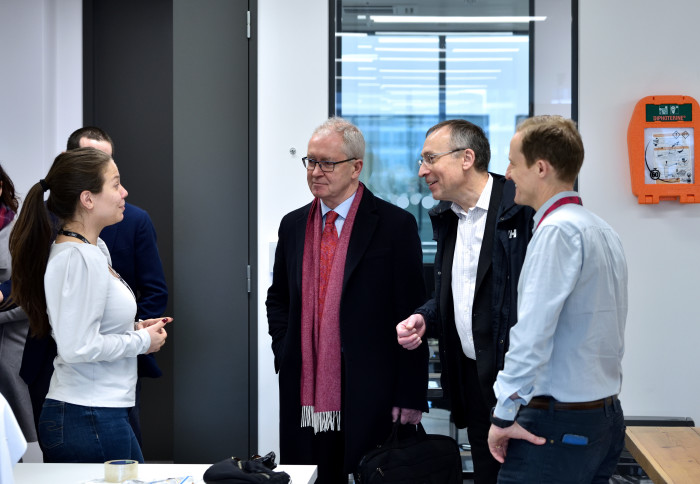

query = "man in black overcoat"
[267,117,428,483]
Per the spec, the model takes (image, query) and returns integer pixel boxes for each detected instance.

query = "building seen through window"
[334,1,532,262]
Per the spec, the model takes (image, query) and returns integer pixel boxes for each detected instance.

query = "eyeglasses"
[417,148,467,167]
[302,156,357,172]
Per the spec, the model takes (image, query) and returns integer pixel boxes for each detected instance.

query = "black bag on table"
[203,452,290,484]
[356,421,462,483]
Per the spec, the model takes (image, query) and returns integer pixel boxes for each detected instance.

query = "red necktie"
[319,211,339,317]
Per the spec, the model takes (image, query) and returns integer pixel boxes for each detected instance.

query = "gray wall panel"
[173,0,250,463]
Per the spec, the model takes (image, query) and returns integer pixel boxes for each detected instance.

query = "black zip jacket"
[416,174,534,428]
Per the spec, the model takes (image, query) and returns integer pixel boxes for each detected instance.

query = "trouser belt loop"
[548,397,555,415]
[604,395,616,417]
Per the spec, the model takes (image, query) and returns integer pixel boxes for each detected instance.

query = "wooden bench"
[625,426,700,483]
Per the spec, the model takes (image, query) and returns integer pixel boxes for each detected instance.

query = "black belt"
[527,395,618,411]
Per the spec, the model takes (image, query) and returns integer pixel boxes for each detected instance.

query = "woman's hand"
[136,316,173,330]
[141,318,172,353]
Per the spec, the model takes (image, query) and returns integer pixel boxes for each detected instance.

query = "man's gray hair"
[312,116,365,159]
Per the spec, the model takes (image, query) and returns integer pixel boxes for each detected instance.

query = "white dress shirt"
[451,174,492,360]
[320,191,357,236]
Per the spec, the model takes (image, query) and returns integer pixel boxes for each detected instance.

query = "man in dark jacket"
[397,119,533,483]
[267,117,428,484]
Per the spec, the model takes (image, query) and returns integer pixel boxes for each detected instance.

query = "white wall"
[0,0,82,200]
[0,0,81,462]
[579,0,700,423]
[534,0,571,117]
[256,0,329,455]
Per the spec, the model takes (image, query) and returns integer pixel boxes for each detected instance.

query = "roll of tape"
[104,459,138,482]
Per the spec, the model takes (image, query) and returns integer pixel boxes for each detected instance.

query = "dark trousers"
[497,397,625,484]
[300,425,347,484]
[281,362,348,484]
[462,355,501,484]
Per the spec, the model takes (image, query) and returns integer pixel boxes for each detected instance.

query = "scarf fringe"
[301,406,342,434]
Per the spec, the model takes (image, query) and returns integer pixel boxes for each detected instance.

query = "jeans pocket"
[39,400,65,450]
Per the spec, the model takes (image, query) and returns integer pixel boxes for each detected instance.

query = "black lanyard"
[58,229,91,245]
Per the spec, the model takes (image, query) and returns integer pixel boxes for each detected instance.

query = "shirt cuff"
[136,328,151,354]
[490,408,514,428]
[494,396,522,421]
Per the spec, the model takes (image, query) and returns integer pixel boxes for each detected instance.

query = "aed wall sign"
[628,95,700,203]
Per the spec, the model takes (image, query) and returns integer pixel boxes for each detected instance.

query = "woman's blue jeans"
[39,398,144,463]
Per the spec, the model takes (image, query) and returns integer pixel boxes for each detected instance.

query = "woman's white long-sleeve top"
[44,240,150,407]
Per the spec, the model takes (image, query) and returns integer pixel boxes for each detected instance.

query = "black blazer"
[266,186,428,472]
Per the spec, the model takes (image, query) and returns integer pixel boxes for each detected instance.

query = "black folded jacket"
[203,456,290,484]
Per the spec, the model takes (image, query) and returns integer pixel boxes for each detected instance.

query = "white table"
[14,463,317,483]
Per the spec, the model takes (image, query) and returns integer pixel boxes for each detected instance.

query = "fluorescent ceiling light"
[357,66,377,71]
[335,32,368,37]
[379,75,497,81]
[386,91,440,97]
[381,84,487,89]
[336,54,377,62]
[379,68,501,73]
[375,47,446,53]
[376,31,518,36]
[452,48,519,53]
[378,56,512,62]
[381,76,441,80]
[446,76,498,80]
[377,37,439,43]
[370,15,546,23]
[336,76,378,80]
[447,36,528,43]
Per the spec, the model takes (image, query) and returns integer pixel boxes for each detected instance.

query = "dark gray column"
[173,0,251,463]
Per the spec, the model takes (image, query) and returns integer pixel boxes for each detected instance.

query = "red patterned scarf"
[0,205,15,232]
[299,183,364,432]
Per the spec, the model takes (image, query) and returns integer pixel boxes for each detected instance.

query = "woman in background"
[0,163,37,445]
[9,148,171,463]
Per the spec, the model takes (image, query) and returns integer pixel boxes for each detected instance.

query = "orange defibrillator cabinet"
[627,95,700,203]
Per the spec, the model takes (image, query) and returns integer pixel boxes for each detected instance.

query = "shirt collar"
[451,173,493,217]
[320,190,357,220]
[532,190,580,231]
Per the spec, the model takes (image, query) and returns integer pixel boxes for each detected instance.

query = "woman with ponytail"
[9,148,171,463]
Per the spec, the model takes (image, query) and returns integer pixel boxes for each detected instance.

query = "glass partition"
[334,5,531,262]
